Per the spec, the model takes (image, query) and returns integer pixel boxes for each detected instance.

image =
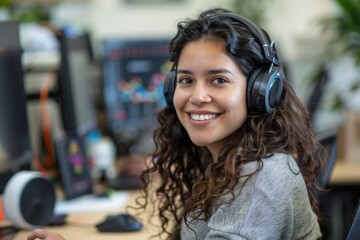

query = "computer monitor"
[0,21,33,194]
[55,134,92,200]
[101,38,171,143]
[57,32,97,137]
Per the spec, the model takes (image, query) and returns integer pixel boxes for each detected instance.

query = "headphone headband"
[218,13,280,66]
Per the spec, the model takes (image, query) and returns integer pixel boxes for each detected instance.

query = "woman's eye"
[212,77,228,84]
[178,77,192,85]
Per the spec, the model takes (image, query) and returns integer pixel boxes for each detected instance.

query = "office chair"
[307,65,329,123]
[316,128,338,189]
[315,128,350,240]
[346,198,360,240]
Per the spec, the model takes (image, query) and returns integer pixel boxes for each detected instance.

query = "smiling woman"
[136,7,324,240]
[25,7,325,240]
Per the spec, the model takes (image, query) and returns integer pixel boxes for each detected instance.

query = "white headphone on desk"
[2,171,56,229]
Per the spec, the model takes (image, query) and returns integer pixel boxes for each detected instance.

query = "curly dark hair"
[133,8,323,239]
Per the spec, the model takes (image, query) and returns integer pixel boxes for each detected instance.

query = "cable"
[0,226,19,238]
[33,72,57,177]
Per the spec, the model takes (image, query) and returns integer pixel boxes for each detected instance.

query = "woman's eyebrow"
[177,69,193,74]
[207,69,233,75]
[177,68,233,75]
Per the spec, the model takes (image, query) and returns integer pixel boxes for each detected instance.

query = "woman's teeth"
[190,113,217,121]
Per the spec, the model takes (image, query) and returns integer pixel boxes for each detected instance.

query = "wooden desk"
[330,159,360,185]
[14,191,157,240]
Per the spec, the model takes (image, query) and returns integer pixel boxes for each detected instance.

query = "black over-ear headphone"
[163,13,284,113]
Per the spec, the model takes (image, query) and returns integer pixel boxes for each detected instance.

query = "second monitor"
[101,38,171,140]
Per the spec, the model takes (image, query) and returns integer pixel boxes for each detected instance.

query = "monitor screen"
[101,39,171,137]
[57,33,97,137]
[55,134,92,200]
[0,21,33,193]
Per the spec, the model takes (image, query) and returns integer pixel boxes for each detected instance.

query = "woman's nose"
[189,83,212,105]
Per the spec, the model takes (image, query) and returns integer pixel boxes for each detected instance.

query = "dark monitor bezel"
[56,32,97,137]
[0,21,33,193]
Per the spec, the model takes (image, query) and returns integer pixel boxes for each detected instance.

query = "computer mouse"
[95,213,143,232]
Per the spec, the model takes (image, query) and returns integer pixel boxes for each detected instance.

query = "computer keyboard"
[54,192,129,214]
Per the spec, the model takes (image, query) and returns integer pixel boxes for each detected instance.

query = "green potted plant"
[315,0,360,108]
[321,0,360,64]
[0,0,10,8]
[306,0,360,131]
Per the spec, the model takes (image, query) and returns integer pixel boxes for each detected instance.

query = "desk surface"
[14,191,157,240]
[330,159,360,185]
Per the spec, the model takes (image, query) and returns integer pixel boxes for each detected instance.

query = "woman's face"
[173,39,247,158]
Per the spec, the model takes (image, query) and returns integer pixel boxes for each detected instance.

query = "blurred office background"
[0,0,359,239]
[2,0,358,130]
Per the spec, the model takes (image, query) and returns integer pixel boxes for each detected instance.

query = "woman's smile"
[190,113,218,121]
[188,109,220,121]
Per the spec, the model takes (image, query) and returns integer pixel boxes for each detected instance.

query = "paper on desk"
[54,191,129,214]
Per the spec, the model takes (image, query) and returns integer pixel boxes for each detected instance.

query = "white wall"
[264,0,335,60]
[87,0,232,39]
[78,0,335,61]
[50,0,336,61]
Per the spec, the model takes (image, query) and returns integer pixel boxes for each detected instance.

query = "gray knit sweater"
[180,153,322,240]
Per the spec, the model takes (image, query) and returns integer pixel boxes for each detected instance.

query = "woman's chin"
[189,138,210,148]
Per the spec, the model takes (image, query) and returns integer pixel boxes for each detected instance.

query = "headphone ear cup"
[163,70,177,107]
[247,67,263,111]
[247,67,284,113]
